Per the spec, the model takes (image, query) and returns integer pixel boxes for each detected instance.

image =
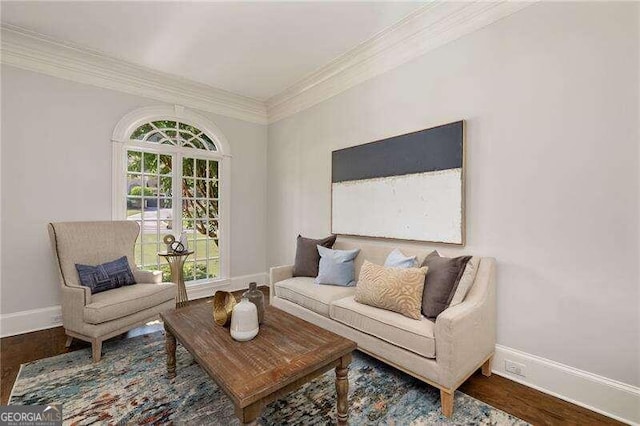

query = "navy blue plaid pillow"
[75,256,136,294]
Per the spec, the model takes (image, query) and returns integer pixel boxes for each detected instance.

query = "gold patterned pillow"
[354,260,428,320]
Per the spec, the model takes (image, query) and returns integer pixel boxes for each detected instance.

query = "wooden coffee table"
[160,303,357,425]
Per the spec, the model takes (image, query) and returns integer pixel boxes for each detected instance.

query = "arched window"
[112,105,230,284]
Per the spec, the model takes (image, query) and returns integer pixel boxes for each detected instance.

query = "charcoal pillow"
[75,256,136,294]
[421,251,471,319]
[315,246,360,286]
[292,234,337,277]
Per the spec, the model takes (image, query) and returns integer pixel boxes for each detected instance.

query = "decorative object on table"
[293,234,337,277]
[163,234,176,253]
[331,120,465,245]
[158,250,194,308]
[242,282,265,324]
[179,231,189,251]
[230,297,259,341]
[315,246,360,287]
[213,291,237,326]
[169,241,186,254]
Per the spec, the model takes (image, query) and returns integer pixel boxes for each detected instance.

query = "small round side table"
[158,250,194,308]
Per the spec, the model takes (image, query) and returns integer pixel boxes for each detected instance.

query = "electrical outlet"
[505,359,526,377]
[51,314,62,323]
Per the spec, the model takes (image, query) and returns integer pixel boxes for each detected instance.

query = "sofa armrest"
[434,258,496,390]
[64,283,91,304]
[270,265,293,286]
[61,284,91,332]
[134,269,163,284]
[270,265,293,303]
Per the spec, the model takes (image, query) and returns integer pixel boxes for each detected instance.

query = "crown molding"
[1,2,534,126]
[0,25,268,124]
[266,1,535,123]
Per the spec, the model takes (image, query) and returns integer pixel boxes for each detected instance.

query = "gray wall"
[1,65,268,314]
[0,0,637,392]
[267,2,639,386]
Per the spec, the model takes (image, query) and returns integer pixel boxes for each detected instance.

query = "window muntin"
[121,120,222,283]
[181,155,220,280]
[129,120,217,151]
[126,149,174,279]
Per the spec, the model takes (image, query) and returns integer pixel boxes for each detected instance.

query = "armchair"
[48,221,177,362]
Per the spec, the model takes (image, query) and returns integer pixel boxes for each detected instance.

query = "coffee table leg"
[336,354,351,425]
[165,325,176,379]
[236,402,260,425]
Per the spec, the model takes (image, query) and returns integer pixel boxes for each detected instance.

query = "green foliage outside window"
[129,186,156,197]
[157,263,208,282]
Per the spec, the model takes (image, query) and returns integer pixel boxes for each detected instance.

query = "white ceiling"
[0,1,425,100]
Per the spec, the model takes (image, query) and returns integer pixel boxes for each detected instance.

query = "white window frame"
[111,105,231,285]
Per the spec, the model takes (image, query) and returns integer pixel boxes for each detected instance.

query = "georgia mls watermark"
[0,405,62,426]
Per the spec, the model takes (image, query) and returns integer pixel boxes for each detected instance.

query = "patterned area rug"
[10,331,528,425]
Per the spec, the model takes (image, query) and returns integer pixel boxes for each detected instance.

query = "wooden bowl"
[213,291,237,326]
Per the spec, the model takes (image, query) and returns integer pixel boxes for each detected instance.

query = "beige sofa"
[48,221,177,362]
[270,237,496,417]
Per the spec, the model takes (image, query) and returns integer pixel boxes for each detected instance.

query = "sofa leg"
[91,339,102,363]
[440,389,454,418]
[482,356,493,377]
[65,336,73,348]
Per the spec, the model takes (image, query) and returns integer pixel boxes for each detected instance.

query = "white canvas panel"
[331,168,462,243]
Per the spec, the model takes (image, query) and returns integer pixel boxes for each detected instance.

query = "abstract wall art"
[331,121,465,245]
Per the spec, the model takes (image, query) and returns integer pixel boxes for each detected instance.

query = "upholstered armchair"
[48,221,177,362]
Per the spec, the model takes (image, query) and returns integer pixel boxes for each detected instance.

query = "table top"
[157,250,194,257]
[160,303,356,408]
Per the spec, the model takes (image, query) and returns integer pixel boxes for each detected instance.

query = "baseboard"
[0,305,63,338]
[493,344,640,425]
[0,272,267,338]
[186,272,268,300]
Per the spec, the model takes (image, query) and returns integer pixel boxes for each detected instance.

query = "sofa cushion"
[293,234,337,278]
[384,248,418,268]
[450,256,480,307]
[84,283,176,324]
[421,251,471,319]
[316,246,360,287]
[354,260,427,320]
[75,256,136,294]
[274,277,355,317]
[330,296,435,358]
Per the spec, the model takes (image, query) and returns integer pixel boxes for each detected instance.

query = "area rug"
[10,331,528,425]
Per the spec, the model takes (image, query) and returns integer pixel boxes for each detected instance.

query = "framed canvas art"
[331,120,465,245]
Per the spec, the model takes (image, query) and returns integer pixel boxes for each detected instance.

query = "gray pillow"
[292,234,337,277]
[421,251,471,319]
[315,246,360,286]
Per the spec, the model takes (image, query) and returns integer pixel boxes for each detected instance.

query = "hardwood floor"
[1,287,621,425]
[459,371,620,425]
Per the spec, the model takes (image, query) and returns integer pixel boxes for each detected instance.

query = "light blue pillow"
[315,245,360,286]
[384,248,418,268]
